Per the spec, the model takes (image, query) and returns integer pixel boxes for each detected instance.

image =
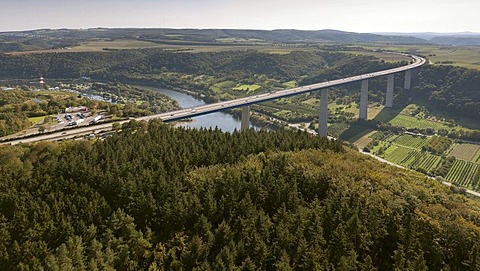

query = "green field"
[393,134,428,149]
[233,84,262,93]
[336,50,410,63]
[374,104,474,133]
[283,80,297,88]
[358,44,480,70]
[28,116,46,125]
[445,160,480,187]
[383,146,414,165]
[388,114,453,131]
[380,145,442,173]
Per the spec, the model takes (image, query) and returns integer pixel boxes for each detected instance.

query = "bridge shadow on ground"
[372,106,403,123]
[337,106,403,143]
[338,124,373,143]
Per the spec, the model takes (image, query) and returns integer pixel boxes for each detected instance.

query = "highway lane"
[1,53,425,146]
[2,122,120,145]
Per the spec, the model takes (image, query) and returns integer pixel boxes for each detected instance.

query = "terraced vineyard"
[410,153,442,173]
[359,130,479,190]
[399,150,421,167]
[393,134,428,149]
[381,134,398,142]
[383,146,416,166]
[445,160,480,187]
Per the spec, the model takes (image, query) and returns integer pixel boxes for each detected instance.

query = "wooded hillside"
[1,121,480,270]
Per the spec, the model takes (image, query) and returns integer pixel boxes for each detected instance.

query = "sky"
[1,0,479,33]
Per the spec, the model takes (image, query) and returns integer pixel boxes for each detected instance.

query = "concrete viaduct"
[145,53,426,137]
[0,53,426,146]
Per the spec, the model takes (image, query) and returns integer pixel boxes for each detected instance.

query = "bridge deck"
[138,54,425,123]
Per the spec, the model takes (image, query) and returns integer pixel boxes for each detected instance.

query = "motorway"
[139,53,425,123]
[1,53,425,146]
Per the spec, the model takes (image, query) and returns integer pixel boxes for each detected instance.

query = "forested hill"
[1,120,480,270]
[0,49,332,80]
[414,65,480,120]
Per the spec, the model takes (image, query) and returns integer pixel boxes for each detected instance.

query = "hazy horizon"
[1,0,479,33]
[2,27,480,36]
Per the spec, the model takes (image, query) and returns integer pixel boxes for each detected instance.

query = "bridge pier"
[359,79,368,120]
[319,88,328,137]
[241,106,250,131]
[385,74,394,108]
[404,70,412,90]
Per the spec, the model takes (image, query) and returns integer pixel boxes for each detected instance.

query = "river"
[144,86,260,132]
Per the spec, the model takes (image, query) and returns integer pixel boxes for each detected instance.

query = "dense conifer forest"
[1,120,480,270]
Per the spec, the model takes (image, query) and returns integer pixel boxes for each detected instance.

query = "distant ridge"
[0,28,429,53]
[376,31,480,45]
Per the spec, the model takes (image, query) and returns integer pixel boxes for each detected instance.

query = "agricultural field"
[11,39,169,54]
[216,37,265,43]
[410,153,442,173]
[445,160,480,187]
[365,130,480,190]
[374,105,459,131]
[383,134,399,143]
[475,151,480,163]
[374,141,442,173]
[448,143,480,162]
[388,114,453,131]
[397,150,422,167]
[233,84,262,93]
[358,44,480,70]
[282,81,297,88]
[335,49,411,63]
[383,146,414,165]
[28,116,47,125]
[393,134,428,149]
[366,105,384,120]
[353,131,377,150]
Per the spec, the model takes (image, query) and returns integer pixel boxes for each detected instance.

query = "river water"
[146,86,259,132]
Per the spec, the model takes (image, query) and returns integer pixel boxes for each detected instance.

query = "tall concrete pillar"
[319,89,328,137]
[404,69,412,90]
[359,79,368,120]
[241,106,250,131]
[385,74,394,108]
